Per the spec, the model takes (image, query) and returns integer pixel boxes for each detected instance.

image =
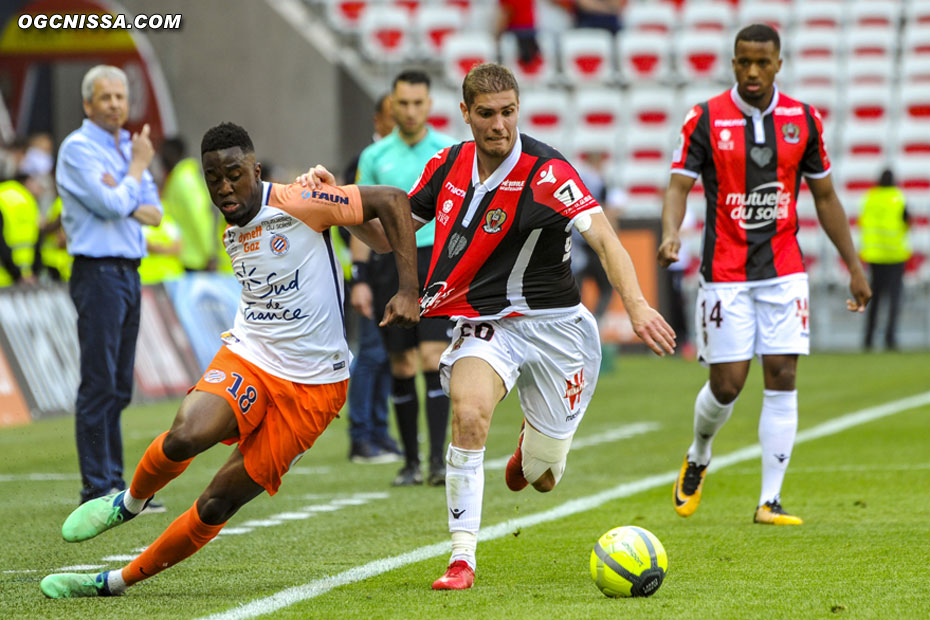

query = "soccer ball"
[590,525,668,598]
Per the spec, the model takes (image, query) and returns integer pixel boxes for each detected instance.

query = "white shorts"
[439,306,601,439]
[695,275,810,365]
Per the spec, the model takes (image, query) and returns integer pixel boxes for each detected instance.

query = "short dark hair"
[374,92,391,114]
[734,23,781,54]
[462,63,519,109]
[392,69,430,91]
[201,122,254,155]
[878,168,895,187]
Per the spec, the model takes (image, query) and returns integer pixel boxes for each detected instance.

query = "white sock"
[688,382,735,466]
[121,490,147,514]
[106,568,127,594]
[758,389,798,506]
[451,531,477,571]
[445,444,485,569]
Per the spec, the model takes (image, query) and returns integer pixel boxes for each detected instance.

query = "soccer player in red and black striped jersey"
[302,63,675,589]
[659,24,871,526]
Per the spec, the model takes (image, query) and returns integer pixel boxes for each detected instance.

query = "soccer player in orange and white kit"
[40,122,420,599]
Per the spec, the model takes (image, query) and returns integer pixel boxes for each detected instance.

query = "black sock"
[424,371,450,464]
[391,376,419,466]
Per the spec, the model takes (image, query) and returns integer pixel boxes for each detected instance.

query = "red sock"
[129,431,192,500]
[121,503,225,586]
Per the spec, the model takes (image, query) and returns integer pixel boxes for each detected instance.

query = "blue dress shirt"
[56,119,162,259]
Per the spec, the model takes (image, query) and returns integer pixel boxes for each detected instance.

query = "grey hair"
[81,65,128,102]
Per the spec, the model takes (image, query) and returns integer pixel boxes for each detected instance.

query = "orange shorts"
[193,346,347,495]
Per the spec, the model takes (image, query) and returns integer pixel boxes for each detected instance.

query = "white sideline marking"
[0,473,80,482]
[484,422,660,470]
[198,391,930,620]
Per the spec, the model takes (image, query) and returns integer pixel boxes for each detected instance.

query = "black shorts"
[370,247,453,354]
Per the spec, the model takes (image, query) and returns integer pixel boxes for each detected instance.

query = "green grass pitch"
[1,351,928,619]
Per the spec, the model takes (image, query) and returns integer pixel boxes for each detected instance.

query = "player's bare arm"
[658,173,697,267]
[581,211,676,356]
[807,175,872,312]
[356,184,421,328]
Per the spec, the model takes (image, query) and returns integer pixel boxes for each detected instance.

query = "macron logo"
[450,508,466,519]
[444,181,466,198]
[537,165,556,185]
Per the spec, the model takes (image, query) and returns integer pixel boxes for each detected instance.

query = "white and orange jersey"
[220,181,364,384]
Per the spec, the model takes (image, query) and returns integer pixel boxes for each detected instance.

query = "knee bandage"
[521,424,572,485]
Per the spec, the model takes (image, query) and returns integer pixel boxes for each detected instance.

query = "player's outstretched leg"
[753,499,803,525]
[504,420,528,492]
[40,570,116,599]
[672,455,709,518]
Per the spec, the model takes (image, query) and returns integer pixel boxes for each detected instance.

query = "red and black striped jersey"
[409,134,602,319]
[671,85,831,283]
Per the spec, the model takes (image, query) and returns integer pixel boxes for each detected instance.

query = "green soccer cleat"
[40,571,114,598]
[62,491,141,542]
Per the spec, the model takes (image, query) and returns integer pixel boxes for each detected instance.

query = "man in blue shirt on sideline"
[353,70,457,486]
[56,64,163,506]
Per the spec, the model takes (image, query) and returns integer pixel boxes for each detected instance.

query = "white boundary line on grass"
[199,391,930,620]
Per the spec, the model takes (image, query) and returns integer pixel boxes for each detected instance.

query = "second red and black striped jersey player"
[409,133,602,320]
[671,85,831,283]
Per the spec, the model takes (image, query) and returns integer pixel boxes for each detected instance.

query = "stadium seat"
[895,156,930,206]
[848,0,901,31]
[902,25,930,58]
[427,89,467,140]
[898,84,930,122]
[905,1,930,29]
[621,126,676,163]
[416,4,465,58]
[359,6,412,63]
[902,56,930,84]
[392,0,422,18]
[500,31,556,88]
[894,120,930,158]
[680,84,726,114]
[737,1,792,33]
[789,58,840,88]
[838,121,892,162]
[573,88,623,133]
[845,85,895,126]
[835,158,885,207]
[788,28,842,62]
[674,32,729,83]
[518,90,571,151]
[624,2,677,34]
[844,28,898,62]
[568,130,619,170]
[793,85,839,132]
[615,162,669,216]
[681,2,735,33]
[325,0,372,33]
[841,56,896,87]
[617,32,674,84]
[627,86,677,131]
[559,29,616,86]
[794,2,844,31]
[441,31,497,87]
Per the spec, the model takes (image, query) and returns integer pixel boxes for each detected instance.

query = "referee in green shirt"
[353,70,457,486]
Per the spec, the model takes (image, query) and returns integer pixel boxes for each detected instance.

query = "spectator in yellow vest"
[159,137,217,271]
[0,176,39,285]
[139,214,185,285]
[36,197,73,281]
[858,169,911,351]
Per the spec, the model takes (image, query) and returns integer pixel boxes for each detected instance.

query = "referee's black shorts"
[370,246,453,354]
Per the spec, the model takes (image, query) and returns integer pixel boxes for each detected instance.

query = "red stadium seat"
[905,1,930,29]
[903,26,930,57]
[839,122,892,162]
[848,1,901,31]
[416,4,465,58]
[627,86,676,130]
[788,28,842,62]
[845,28,898,62]
[895,157,930,206]
[842,57,896,87]
[902,56,930,84]
[738,1,791,33]
[519,90,571,151]
[675,32,728,83]
[795,2,844,31]
[617,32,674,84]
[845,85,895,125]
[427,89,467,140]
[500,32,556,88]
[894,120,930,158]
[681,2,735,33]
[325,0,371,33]
[359,7,411,62]
[573,88,623,133]
[441,31,496,86]
[560,29,616,86]
[624,3,677,34]
[789,58,840,88]
[622,126,676,163]
[898,84,930,122]
[617,162,669,216]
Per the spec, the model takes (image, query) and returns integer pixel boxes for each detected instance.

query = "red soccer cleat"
[505,423,528,491]
[431,560,475,590]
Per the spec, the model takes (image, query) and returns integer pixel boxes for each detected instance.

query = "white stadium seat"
[518,90,572,151]
[441,31,496,87]
[416,4,465,58]
[848,0,901,31]
[794,2,844,31]
[359,6,412,63]
[894,119,930,159]
[427,89,468,140]
[788,28,842,63]
[624,3,677,35]
[674,32,729,83]
[897,83,930,123]
[841,56,896,87]
[573,88,623,133]
[559,28,616,86]
[844,28,898,62]
[844,85,896,126]
[617,31,674,84]
[325,0,372,33]
[738,1,792,33]
[681,2,735,33]
[627,86,677,131]
[838,122,892,162]
[500,31,557,88]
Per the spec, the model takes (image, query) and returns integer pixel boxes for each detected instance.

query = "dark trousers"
[864,262,905,349]
[347,312,392,445]
[69,257,142,503]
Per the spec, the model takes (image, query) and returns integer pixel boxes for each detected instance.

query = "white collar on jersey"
[729,83,780,145]
[471,132,523,190]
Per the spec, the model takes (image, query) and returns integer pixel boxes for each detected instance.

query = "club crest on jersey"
[442,199,454,213]
[269,233,289,256]
[483,209,507,233]
[782,122,801,144]
[203,369,226,383]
